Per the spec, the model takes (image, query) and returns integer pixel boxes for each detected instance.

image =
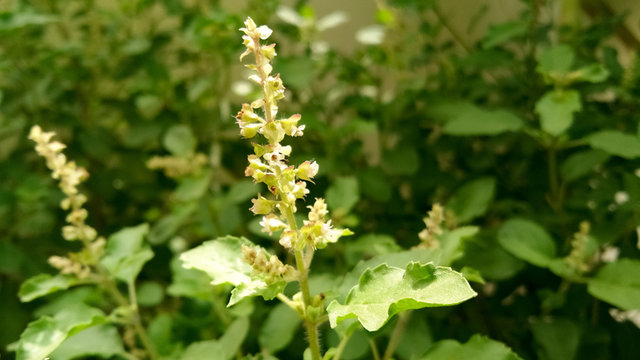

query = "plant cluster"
[2,0,640,359]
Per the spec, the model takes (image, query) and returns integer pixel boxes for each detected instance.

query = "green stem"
[370,338,381,360]
[96,265,158,360]
[333,332,352,360]
[382,311,411,360]
[284,206,322,360]
[127,281,159,360]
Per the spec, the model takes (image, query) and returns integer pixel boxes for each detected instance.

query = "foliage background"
[2,0,640,359]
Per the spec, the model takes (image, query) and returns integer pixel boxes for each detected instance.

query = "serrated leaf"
[16,304,107,360]
[535,90,581,136]
[587,259,640,310]
[586,130,640,159]
[327,262,476,331]
[336,250,443,302]
[561,150,610,182]
[447,177,496,223]
[498,219,556,268]
[101,223,154,284]
[259,303,301,353]
[19,274,83,302]
[421,334,523,360]
[180,236,286,306]
[163,124,196,156]
[442,107,523,136]
[50,324,126,360]
[326,176,360,213]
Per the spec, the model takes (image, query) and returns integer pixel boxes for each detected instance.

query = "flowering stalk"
[237,17,351,359]
[28,126,158,360]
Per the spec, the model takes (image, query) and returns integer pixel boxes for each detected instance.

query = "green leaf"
[259,303,301,353]
[586,130,640,159]
[19,274,83,302]
[421,334,523,360]
[572,63,609,83]
[383,146,420,175]
[535,90,581,136]
[180,236,286,306]
[460,235,525,281]
[531,317,580,360]
[136,281,164,307]
[537,45,575,75]
[498,219,556,268]
[327,262,476,331]
[16,304,107,360]
[447,177,496,223]
[181,340,226,360]
[167,256,213,299]
[442,107,524,136]
[436,226,479,266]
[226,179,260,204]
[136,94,163,120]
[587,259,640,310]
[218,317,249,355]
[561,150,610,182]
[101,223,154,284]
[163,124,197,156]
[336,250,444,302]
[326,176,360,213]
[174,171,212,202]
[482,21,528,49]
[344,234,402,267]
[50,324,126,360]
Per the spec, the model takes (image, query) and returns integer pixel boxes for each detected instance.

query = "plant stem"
[333,332,352,360]
[382,311,411,360]
[128,281,159,360]
[284,206,322,360]
[370,338,381,360]
[96,264,158,360]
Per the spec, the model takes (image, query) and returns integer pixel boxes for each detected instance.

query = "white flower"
[260,214,286,235]
[356,25,385,45]
[614,191,629,205]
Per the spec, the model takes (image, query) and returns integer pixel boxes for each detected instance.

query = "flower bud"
[250,194,275,215]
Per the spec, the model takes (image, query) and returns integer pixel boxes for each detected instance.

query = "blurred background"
[2,0,640,359]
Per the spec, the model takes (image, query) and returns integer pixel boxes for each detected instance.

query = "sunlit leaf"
[180,236,286,306]
[327,262,476,331]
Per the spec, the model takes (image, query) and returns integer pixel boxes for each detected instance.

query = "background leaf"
[447,177,496,223]
[498,219,556,267]
[259,303,301,353]
[587,259,640,310]
[535,90,581,136]
[19,274,83,302]
[421,334,523,360]
[586,130,640,159]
